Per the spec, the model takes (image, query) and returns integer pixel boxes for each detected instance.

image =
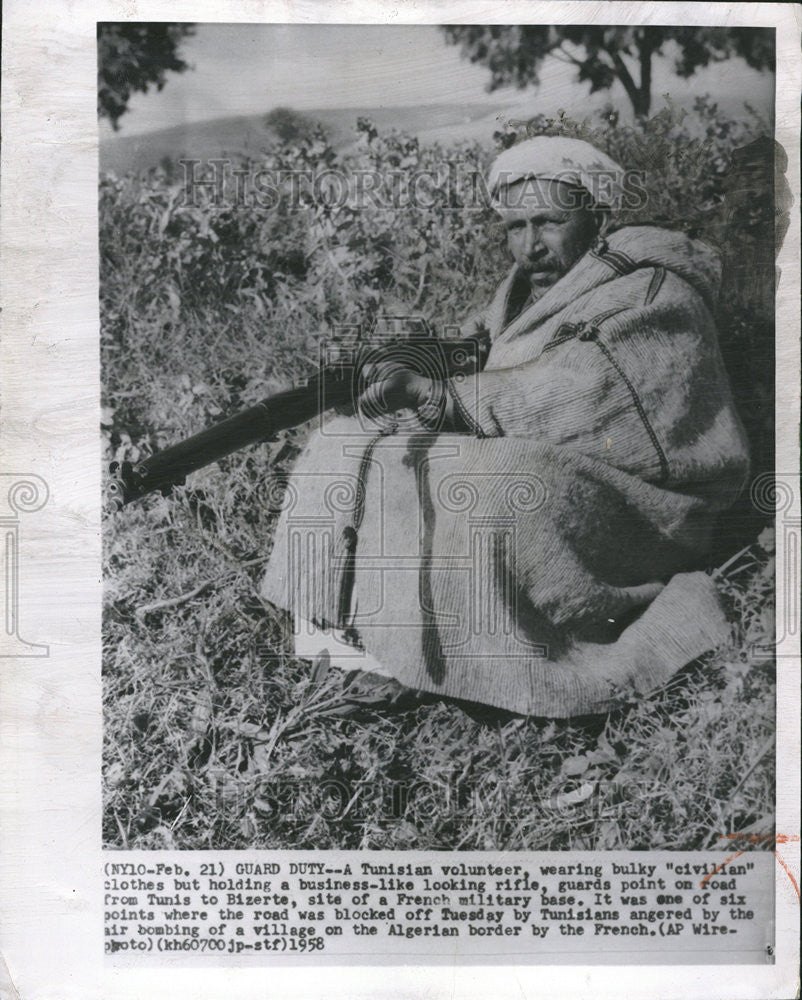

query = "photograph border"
[1,1,799,998]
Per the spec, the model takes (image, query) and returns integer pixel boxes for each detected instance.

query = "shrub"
[101,98,774,504]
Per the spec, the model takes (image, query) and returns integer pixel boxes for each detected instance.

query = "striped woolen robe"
[261,226,750,716]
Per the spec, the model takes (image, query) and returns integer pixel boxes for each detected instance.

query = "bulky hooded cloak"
[261,224,749,716]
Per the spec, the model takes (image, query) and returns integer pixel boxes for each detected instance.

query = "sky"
[102,24,775,138]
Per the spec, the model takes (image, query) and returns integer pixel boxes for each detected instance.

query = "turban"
[488,136,627,212]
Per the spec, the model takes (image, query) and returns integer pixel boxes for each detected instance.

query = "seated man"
[261,136,749,717]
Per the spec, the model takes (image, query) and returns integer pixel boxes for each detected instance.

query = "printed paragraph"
[103,852,775,963]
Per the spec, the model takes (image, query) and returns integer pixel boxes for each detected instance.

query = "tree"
[97,23,195,129]
[263,107,320,144]
[441,26,774,118]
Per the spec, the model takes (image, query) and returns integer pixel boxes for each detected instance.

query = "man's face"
[497,178,601,293]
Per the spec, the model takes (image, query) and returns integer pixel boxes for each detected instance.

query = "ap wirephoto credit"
[88,12,794,977]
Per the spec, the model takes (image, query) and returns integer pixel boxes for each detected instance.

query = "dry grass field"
[101,105,776,851]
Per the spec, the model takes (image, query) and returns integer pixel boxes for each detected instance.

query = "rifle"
[106,332,489,511]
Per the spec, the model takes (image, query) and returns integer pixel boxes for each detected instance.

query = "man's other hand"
[357,361,432,418]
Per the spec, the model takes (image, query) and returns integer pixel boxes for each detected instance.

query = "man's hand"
[357,361,432,419]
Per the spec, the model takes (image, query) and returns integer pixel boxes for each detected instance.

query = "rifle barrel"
[107,380,348,509]
[106,334,489,511]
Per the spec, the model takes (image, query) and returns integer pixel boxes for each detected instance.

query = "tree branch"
[135,556,268,617]
[637,28,655,116]
[553,43,584,68]
[607,48,640,109]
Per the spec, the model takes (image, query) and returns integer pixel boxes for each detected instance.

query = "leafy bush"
[101,99,775,496]
[101,101,776,850]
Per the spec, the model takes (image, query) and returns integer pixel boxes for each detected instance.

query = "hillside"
[99,103,505,176]
[99,85,771,179]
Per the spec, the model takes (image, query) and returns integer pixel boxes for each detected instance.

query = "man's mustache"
[520,255,559,272]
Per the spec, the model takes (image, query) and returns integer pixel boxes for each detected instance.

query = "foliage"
[101,103,776,849]
[264,107,323,144]
[98,22,195,129]
[442,26,774,117]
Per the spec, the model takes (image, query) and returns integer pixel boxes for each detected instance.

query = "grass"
[101,111,776,852]
[102,439,776,851]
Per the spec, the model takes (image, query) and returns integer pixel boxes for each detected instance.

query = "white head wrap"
[488,136,627,212]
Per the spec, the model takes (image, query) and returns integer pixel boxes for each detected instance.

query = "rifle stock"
[106,335,487,511]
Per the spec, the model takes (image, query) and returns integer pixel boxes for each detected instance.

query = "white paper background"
[1,2,799,998]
